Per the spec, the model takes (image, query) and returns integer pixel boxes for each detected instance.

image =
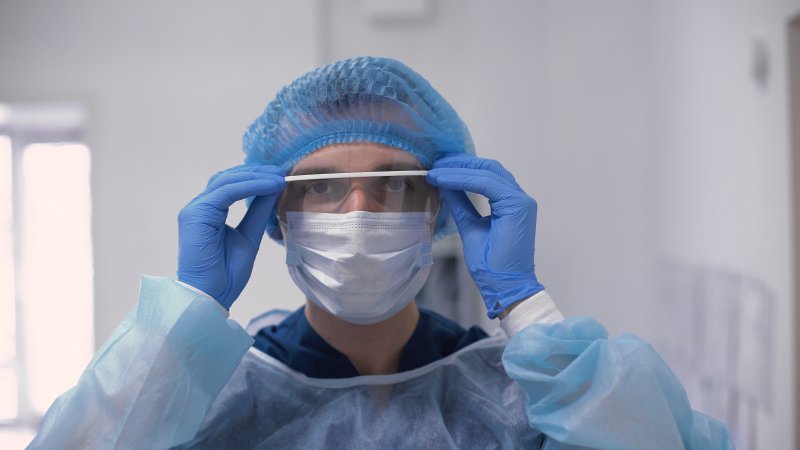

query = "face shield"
[275,144,441,225]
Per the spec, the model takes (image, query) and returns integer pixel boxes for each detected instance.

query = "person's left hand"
[426,155,544,318]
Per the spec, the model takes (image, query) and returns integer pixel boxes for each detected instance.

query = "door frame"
[788,12,800,450]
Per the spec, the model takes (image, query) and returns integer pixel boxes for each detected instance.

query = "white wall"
[650,1,799,448]
[0,0,317,343]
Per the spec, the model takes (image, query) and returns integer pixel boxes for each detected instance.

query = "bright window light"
[21,143,93,414]
[0,135,16,421]
[0,368,18,420]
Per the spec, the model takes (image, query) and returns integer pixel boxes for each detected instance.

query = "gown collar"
[252,306,488,378]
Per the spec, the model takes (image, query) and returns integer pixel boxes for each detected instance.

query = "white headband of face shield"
[284,170,429,182]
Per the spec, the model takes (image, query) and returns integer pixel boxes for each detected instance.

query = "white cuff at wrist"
[499,291,563,338]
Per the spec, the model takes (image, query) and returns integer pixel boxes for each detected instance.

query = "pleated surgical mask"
[284,211,433,325]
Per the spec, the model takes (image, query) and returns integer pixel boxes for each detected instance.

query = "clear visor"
[277,171,439,219]
[276,144,441,223]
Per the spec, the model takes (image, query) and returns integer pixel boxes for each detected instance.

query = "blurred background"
[1,0,798,448]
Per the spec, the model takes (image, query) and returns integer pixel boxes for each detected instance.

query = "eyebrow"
[290,162,423,176]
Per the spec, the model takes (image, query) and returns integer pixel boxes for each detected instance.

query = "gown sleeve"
[500,292,734,450]
[27,275,254,450]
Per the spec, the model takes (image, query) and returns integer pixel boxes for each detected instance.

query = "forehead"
[290,143,422,175]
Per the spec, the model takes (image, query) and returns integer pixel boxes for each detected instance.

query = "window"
[0,136,15,421]
[0,105,93,445]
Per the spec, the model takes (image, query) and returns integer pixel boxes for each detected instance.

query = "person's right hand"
[177,165,285,309]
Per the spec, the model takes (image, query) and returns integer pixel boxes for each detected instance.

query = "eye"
[302,179,348,201]
[306,181,331,195]
[386,177,407,193]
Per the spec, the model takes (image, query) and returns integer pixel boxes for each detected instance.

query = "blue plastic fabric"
[504,317,733,449]
[242,56,475,240]
[27,276,254,450]
[28,280,732,449]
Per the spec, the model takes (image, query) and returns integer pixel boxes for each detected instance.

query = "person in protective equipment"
[28,56,733,449]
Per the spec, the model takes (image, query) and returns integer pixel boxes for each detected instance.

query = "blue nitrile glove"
[177,164,286,309]
[426,155,544,318]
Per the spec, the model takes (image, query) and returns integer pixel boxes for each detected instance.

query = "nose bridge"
[341,181,374,212]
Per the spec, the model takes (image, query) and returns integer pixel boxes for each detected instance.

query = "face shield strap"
[284,170,428,182]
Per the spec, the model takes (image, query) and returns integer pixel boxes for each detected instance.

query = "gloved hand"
[426,155,544,318]
[177,164,286,309]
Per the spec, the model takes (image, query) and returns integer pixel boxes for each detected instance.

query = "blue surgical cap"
[242,56,475,240]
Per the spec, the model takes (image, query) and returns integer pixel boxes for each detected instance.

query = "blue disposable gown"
[28,276,732,449]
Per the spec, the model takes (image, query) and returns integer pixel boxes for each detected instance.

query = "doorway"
[789,12,800,450]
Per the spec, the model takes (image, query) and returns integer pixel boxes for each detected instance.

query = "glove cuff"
[483,276,545,319]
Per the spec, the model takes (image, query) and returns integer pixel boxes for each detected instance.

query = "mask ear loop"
[428,187,442,225]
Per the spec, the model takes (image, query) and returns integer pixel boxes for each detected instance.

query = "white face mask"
[284,211,433,325]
